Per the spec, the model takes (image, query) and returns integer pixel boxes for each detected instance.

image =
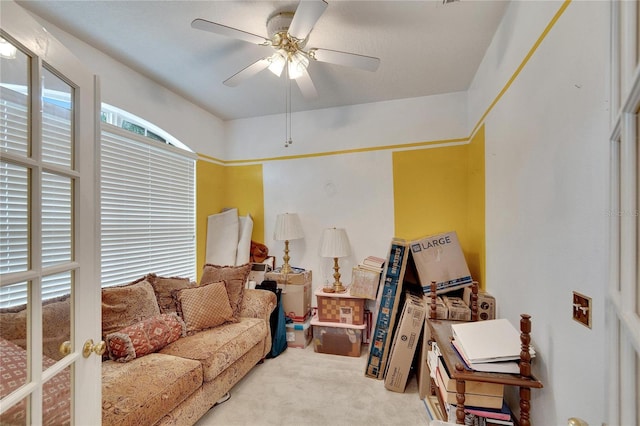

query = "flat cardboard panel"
[409,231,472,295]
[384,292,426,392]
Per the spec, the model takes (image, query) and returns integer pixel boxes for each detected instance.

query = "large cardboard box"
[316,288,365,325]
[285,317,312,348]
[384,292,426,392]
[265,270,312,322]
[425,295,448,320]
[409,231,472,295]
[311,316,365,357]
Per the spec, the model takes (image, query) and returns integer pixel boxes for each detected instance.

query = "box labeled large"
[384,292,426,392]
[265,270,312,322]
[285,317,312,348]
[311,316,365,357]
[409,231,472,295]
[316,288,365,325]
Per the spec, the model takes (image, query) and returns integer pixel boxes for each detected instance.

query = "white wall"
[25,11,226,158]
[469,1,609,424]
[227,91,469,295]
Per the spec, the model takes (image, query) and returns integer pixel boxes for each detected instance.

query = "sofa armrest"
[239,289,277,322]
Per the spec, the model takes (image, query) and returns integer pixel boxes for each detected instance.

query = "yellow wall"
[392,125,485,288]
[195,160,264,279]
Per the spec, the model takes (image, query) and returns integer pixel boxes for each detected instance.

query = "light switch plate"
[572,291,592,328]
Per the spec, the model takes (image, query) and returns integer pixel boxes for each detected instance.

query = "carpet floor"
[195,343,430,426]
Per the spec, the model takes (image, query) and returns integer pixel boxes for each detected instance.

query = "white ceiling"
[16,0,510,121]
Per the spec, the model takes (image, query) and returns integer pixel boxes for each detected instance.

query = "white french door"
[608,1,640,425]
[0,1,101,425]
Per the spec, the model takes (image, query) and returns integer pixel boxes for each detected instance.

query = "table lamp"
[320,227,350,293]
[273,213,304,274]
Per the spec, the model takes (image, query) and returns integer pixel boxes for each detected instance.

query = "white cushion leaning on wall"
[205,208,253,266]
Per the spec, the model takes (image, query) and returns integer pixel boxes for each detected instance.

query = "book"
[465,400,513,421]
[451,340,521,374]
[451,318,536,363]
[362,255,385,269]
[435,365,503,409]
[437,356,503,397]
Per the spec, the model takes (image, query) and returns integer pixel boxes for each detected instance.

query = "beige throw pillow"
[102,278,161,339]
[146,273,195,314]
[174,281,235,334]
[200,263,250,320]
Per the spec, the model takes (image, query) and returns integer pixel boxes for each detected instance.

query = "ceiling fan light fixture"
[288,51,309,80]
[268,51,286,77]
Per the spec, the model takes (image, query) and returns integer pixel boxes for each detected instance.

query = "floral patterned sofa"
[0,264,276,426]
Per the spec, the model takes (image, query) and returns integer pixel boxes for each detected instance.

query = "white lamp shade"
[273,213,304,241]
[320,228,350,258]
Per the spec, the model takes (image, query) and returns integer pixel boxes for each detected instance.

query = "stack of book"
[359,255,385,273]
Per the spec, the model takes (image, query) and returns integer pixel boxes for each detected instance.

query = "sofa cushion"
[159,317,267,382]
[106,313,186,362]
[0,294,70,362]
[147,274,195,314]
[102,353,202,426]
[174,281,236,334]
[102,278,160,339]
[200,263,251,320]
[0,338,71,426]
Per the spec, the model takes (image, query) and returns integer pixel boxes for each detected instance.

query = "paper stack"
[450,318,535,374]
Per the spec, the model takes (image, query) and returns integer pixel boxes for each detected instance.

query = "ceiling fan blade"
[310,48,380,72]
[288,0,328,41]
[191,18,269,45]
[223,58,271,87]
[294,67,318,99]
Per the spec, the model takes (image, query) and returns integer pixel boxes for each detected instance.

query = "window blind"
[100,126,195,287]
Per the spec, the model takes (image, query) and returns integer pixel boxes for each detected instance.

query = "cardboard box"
[384,292,426,392]
[316,288,366,325]
[281,282,312,322]
[425,294,448,320]
[409,231,472,295]
[350,266,381,300]
[463,287,496,321]
[442,295,471,321]
[265,270,312,322]
[285,317,312,348]
[265,269,312,286]
[311,316,365,357]
[365,239,410,379]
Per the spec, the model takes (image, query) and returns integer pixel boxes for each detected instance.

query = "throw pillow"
[106,313,186,363]
[173,281,235,334]
[200,263,250,320]
[102,278,161,339]
[146,273,195,314]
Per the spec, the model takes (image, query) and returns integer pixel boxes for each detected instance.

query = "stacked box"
[264,270,312,322]
[311,316,365,357]
[442,295,471,321]
[316,289,365,325]
[425,294,448,320]
[285,317,312,348]
[463,287,496,321]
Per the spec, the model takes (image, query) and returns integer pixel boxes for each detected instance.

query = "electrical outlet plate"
[572,291,592,328]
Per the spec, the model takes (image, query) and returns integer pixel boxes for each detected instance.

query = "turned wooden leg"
[455,363,466,424]
[520,386,531,426]
[470,281,479,321]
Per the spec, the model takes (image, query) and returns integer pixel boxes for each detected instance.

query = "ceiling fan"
[191,0,380,98]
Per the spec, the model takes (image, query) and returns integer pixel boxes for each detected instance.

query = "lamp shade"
[273,213,304,241]
[320,228,350,258]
